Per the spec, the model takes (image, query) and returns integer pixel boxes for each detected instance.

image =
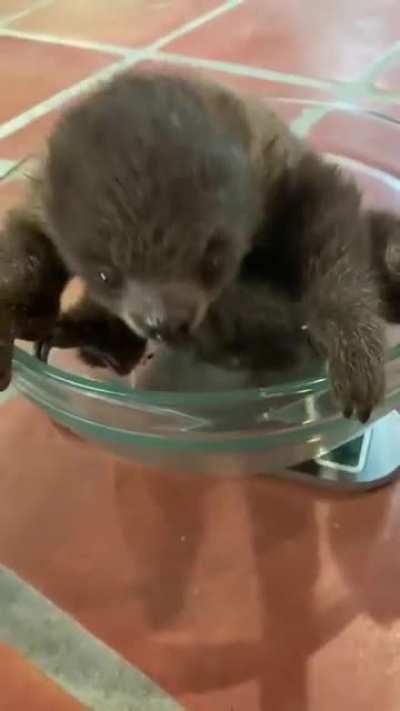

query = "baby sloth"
[0,69,396,422]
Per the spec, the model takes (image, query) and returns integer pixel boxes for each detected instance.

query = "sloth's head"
[45,70,260,343]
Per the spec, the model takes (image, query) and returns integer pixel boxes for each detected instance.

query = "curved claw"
[34,339,53,363]
[0,318,14,391]
[33,310,146,377]
[79,345,116,371]
[79,346,135,376]
[0,368,11,391]
[358,407,372,424]
[343,405,353,420]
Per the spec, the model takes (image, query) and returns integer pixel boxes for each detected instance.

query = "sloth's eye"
[201,235,227,287]
[203,255,221,281]
[95,267,121,289]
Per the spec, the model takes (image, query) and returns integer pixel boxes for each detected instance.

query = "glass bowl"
[11,98,400,486]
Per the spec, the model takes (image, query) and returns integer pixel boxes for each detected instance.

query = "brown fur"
[367,208,400,323]
[0,198,145,378]
[0,69,397,420]
[0,206,67,387]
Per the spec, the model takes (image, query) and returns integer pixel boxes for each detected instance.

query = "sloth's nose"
[147,317,191,343]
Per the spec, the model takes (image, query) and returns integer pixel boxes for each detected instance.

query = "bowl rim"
[13,344,400,407]
[10,98,400,408]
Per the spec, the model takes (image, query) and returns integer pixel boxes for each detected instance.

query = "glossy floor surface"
[1,1,400,709]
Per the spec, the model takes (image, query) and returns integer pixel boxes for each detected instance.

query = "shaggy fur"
[0,69,398,421]
[0,206,67,388]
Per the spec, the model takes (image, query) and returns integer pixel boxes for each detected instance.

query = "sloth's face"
[69,227,246,344]
[48,185,255,344]
[44,70,262,342]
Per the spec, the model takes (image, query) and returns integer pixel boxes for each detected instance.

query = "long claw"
[34,339,52,363]
[0,368,11,391]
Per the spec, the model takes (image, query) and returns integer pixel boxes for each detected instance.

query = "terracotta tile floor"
[374,60,400,118]
[1,1,400,709]
[11,0,222,47]
[0,645,85,711]
[376,65,400,92]
[165,0,400,82]
[0,108,59,160]
[0,65,327,161]
[0,178,24,213]
[0,0,34,21]
[0,36,118,124]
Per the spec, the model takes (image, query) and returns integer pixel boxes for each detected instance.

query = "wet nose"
[147,317,191,343]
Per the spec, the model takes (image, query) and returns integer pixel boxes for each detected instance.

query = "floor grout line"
[0,565,184,711]
[2,41,398,148]
[0,27,131,56]
[0,50,151,141]
[148,0,243,51]
[153,50,340,139]
[0,0,244,56]
[0,26,341,94]
[1,29,399,111]
[0,0,346,93]
[0,2,400,146]
[288,80,373,137]
[369,86,400,101]
[0,159,17,179]
[0,40,343,145]
[360,40,400,83]
[153,50,339,90]
[2,26,400,100]
[2,28,399,104]
[0,0,55,29]
[288,40,400,137]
